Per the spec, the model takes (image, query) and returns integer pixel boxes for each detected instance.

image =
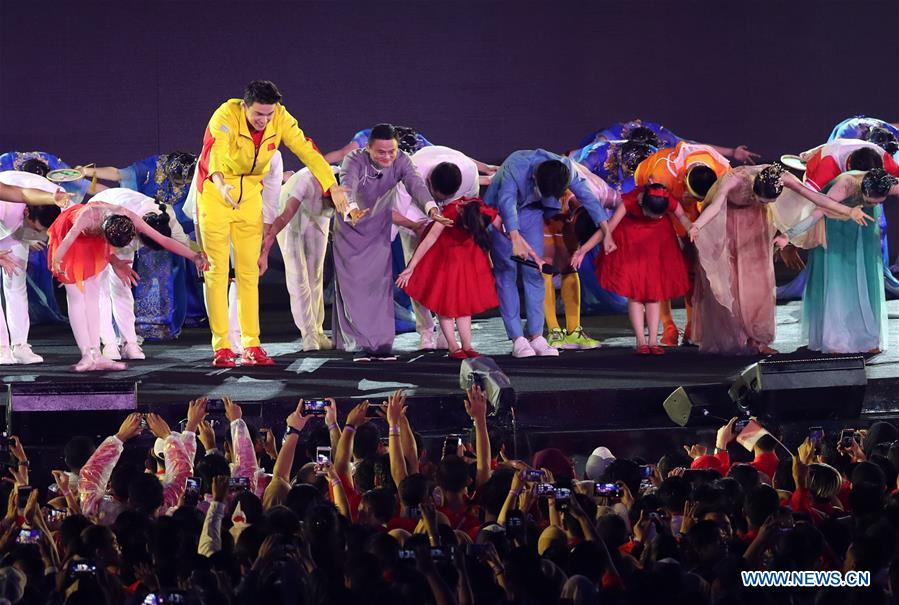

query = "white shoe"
[92,355,127,372]
[0,347,16,365]
[529,336,560,357]
[102,343,121,360]
[302,334,321,352]
[11,344,42,364]
[512,337,536,358]
[419,330,437,350]
[71,354,95,372]
[120,342,145,360]
[317,334,334,350]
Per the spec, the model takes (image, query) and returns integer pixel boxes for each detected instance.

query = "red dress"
[596,189,689,302]
[47,204,110,287]
[403,198,499,318]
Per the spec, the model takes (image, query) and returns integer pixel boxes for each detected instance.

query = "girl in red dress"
[571,184,692,355]
[396,197,537,359]
[49,201,207,372]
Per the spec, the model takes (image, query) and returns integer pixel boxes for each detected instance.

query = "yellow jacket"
[197,99,336,204]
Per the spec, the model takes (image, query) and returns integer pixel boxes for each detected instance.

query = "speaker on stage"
[458,356,514,414]
[729,356,866,421]
[6,381,138,443]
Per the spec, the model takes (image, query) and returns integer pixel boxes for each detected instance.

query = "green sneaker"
[547,328,566,348]
[561,326,601,350]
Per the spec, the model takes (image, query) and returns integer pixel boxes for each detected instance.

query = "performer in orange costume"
[633,142,730,345]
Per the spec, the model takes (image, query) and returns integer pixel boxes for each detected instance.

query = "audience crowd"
[0,390,896,605]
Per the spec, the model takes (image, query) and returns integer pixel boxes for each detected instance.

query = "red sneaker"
[213,348,238,368]
[649,345,666,356]
[463,349,481,358]
[635,345,651,355]
[448,349,468,360]
[242,346,276,366]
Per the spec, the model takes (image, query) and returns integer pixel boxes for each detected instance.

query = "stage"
[4,301,899,456]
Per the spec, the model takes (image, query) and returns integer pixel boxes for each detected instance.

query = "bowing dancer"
[396,197,516,359]
[543,162,622,349]
[391,145,481,349]
[48,201,207,372]
[332,124,451,361]
[259,163,340,351]
[0,173,67,364]
[485,150,613,358]
[633,142,732,346]
[88,188,194,360]
[689,165,871,355]
[572,184,692,355]
[195,80,348,367]
[784,169,899,354]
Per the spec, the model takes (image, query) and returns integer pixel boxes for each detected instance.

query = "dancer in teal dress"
[799,169,899,353]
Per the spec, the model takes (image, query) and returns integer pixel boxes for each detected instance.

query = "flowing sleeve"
[768,188,828,249]
[78,436,123,519]
[693,178,736,312]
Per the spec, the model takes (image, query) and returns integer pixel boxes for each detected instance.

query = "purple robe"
[332,149,434,354]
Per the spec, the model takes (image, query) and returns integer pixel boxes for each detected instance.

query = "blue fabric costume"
[778,116,899,300]
[119,154,206,337]
[484,150,610,340]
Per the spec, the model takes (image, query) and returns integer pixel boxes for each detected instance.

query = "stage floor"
[4,301,899,417]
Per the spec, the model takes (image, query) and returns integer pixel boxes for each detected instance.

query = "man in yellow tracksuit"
[196,80,346,367]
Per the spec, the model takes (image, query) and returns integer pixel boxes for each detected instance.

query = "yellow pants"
[198,181,263,351]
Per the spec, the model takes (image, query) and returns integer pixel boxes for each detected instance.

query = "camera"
[16,528,40,545]
[840,429,860,448]
[301,399,330,417]
[535,483,555,497]
[525,469,545,482]
[143,592,187,605]
[16,486,33,510]
[594,482,622,498]
[554,487,572,510]
[809,426,824,444]
[734,418,749,434]
[228,476,250,492]
[442,435,462,459]
[69,561,97,578]
[184,477,201,506]
[314,446,331,475]
[640,465,653,479]
[206,399,226,414]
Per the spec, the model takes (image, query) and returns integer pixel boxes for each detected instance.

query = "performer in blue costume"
[573,119,759,165]
[778,116,899,300]
[80,153,206,338]
[0,151,91,325]
[796,169,898,353]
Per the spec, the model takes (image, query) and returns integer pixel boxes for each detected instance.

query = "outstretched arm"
[673,202,693,232]
[784,173,872,225]
[126,208,205,263]
[79,166,122,183]
[395,223,446,288]
[0,184,69,207]
[689,173,736,237]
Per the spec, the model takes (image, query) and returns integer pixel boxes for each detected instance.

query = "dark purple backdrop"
[2,0,897,170]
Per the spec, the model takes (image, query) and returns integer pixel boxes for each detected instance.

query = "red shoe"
[635,345,651,355]
[242,346,276,366]
[649,345,665,356]
[449,349,467,360]
[213,348,238,368]
[463,349,481,358]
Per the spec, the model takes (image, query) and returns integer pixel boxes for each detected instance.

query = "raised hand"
[186,398,208,433]
[386,390,406,427]
[224,397,242,423]
[345,401,371,428]
[115,413,144,442]
[733,145,761,165]
[464,386,488,422]
[146,413,172,440]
